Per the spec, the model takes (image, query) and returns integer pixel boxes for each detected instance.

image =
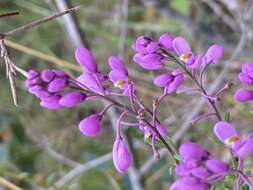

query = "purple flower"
[234,89,253,102]
[75,47,98,73]
[132,36,165,70]
[76,72,105,94]
[173,37,203,69]
[171,142,228,190]
[25,69,77,110]
[203,44,224,64]
[159,33,174,52]
[238,63,253,85]
[112,138,132,173]
[59,92,86,108]
[78,113,102,137]
[179,142,208,163]
[154,70,184,94]
[214,121,253,158]
[108,56,130,91]
[48,78,68,93]
[40,95,63,110]
[205,159,229,174]
[170,177,209,190]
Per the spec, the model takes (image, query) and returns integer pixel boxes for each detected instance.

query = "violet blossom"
[214,121,253,159]
[234,63,253,102]
[154,69,184,94]
[170,142,229,190]
[25,69,86,109]
[79,113,102,137]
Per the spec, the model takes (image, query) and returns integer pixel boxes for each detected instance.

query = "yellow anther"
[225,136,239,145]
[180,53,192,61]
[114,80,125,87]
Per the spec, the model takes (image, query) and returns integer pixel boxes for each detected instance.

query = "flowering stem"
[120,121,140,126]
[99,103,115,116]
[191,112,216,124]
[168,53,223,121]
[92,92,179,164]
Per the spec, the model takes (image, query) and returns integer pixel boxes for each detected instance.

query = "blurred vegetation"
[0,0,253,189]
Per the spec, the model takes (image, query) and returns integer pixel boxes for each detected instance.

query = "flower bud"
[78,114,102,137]
[75,47,97,73]
[59,92,86,108]
[112,138,132,173]
[48,78,68,93]
[234,89,253,102]
[205,159,229,174]
[41,70,55,82]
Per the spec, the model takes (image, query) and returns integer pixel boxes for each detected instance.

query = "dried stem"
[2,6,82,37]
[0,176,23,190]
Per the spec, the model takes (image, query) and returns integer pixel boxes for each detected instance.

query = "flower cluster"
[25,69,86,109]
[170,142,229,190]
[234,63,253,102]
[23,31,253,189]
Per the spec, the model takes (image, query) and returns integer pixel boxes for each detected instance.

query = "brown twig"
[0,11,19,18]
[2,6,82,37]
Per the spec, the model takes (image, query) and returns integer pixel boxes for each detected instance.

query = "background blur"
[1,0,253,189]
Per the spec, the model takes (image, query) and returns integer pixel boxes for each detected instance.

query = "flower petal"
[75,47,97,73]
[204,44,224,64]
[234,89,253,102]
[173,37,191,56]
[213,121,238,143]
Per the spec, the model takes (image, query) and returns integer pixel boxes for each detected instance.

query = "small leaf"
[224,111,230,122]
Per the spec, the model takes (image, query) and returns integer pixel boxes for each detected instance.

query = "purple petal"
[154,73,173,87]
[213,121,238,143]
[75,47,97,73]
[48,78,68,93]
[136,36,151,45]
[204,44,224,64]
[41,70,55,83]
[205,159,229,174]
[238,73,253,85]
[27,70,39,79]
[190,55,203,69]
[52,70,69,78]
[40,95,63,110]
[108,56,128,75]
[191,167,211,180]
[133,53,164,70]
[236,138,253,158]
[179,142,206,162]
[76,73,101,93]
[146,42,160,53]
[156,124,169,137]
[180,177,209,190]
[242,63,253,74]
[78,114,102,137]
[234,89,253,102]
[166,74,184,94]
[112,138,132,173]
[159,33,174,51]
[40,101,63,110]
[59,92,86,108]
[173,37,191,56]
[109,71,128,90]
[175,164,191,177]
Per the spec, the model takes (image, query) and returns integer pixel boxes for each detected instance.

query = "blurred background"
[0,0,253,189]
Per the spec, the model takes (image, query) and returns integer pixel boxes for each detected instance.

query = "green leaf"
[224,111,230,122]
[174,154,181,161]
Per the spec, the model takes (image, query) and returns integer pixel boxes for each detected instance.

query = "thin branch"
[49,153,112,189]
[0,11,19,18]
[2,6,82,37]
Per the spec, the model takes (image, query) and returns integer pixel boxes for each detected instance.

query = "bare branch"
[3,5,81,37]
